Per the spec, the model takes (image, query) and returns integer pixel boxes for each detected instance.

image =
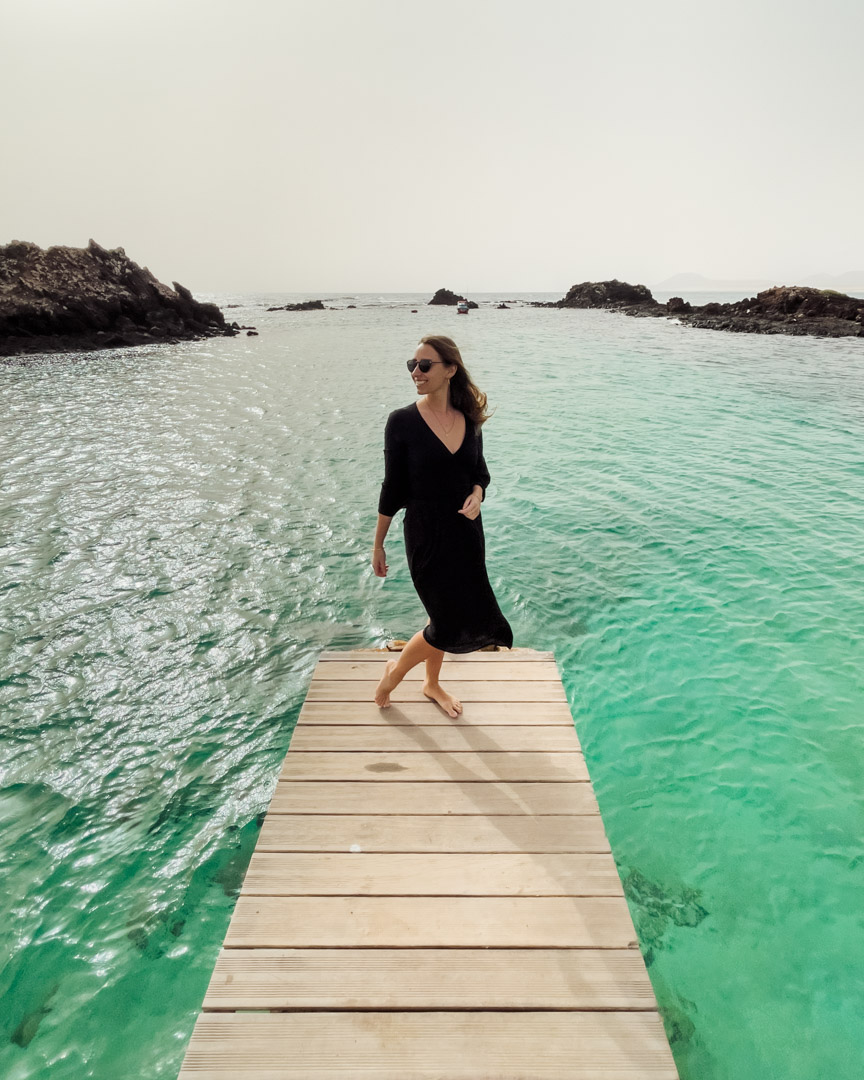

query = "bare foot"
[375,660,399,708]
[423,681,463,718]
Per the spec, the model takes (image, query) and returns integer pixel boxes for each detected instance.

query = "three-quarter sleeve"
[378,412,409,517]
[474,426,491,501]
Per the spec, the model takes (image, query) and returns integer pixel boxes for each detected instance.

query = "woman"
[372,334,513,718]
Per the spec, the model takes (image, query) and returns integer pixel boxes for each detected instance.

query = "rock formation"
[0,239,240,357]
[554,279,656,308]
[266,300,326,311]
[542,280,864,338]
[428,288,478,308]
[676,286,864,337]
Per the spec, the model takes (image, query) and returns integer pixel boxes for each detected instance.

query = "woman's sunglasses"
[407,359,446,373]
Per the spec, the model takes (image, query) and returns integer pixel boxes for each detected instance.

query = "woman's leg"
[374,629,463,717]
[422,649,463,718]
[374,629,438,707]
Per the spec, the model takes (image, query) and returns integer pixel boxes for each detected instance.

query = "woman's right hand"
[372,546,389,577]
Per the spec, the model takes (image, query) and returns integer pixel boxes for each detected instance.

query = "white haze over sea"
[1,0,863,295]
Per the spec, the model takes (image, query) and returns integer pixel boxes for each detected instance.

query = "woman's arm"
[372,514,391,577]
[459,426,490,520]
[377,413,409,517]
[474,428,491,502]
[373,413,407,576]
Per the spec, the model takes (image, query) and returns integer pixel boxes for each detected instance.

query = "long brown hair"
[419,335,490,428]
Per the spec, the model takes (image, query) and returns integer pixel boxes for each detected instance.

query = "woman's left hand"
[458,492,482,520]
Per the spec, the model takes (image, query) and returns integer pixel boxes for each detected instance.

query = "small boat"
[456,300,470,314]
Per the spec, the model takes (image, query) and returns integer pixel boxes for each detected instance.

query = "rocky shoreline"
[3,244,862,355]
[538,279,864,338]
[0,240,247,357]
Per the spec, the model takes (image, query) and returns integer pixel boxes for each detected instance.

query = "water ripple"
[2,300,863,1078]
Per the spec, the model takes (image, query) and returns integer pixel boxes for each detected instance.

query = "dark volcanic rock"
[555,279,658,309]
[542,277,864,338]
[429,288,461,306]
[680,286,864,337]
[266,300,326,311]
[428,288,477,308]
[0,239,236,357]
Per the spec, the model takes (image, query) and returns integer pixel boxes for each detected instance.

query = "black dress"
[378,402,513,654]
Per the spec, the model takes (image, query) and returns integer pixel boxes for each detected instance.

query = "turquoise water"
[1,295,863,1079]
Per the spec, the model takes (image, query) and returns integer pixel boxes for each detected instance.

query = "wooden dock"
[178,648,680,1078]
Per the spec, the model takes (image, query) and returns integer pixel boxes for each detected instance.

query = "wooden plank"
[179,646,680,1080]
[318,649,555,661]
[268,781,600,815]
[305,680,567,702]
[288,725,580,752]
[179,1012,678,1079]
[202,948,656,1010]
[296,700,575,725]
[314,661,560,681]
[225,895,639,948]
[279,751,587,782]
[242,852,623,896]
[257,814,611,853]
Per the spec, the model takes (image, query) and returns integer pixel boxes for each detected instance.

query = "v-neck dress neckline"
[414,401,467,456]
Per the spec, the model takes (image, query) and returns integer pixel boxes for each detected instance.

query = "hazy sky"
[2,0,862,293]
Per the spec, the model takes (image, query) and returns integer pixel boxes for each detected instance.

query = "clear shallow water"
[1,294,863,1079]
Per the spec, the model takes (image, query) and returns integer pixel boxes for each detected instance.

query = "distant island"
[0,240,244,357]
[540,280,864,338]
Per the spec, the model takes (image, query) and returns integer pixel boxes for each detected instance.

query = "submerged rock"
[0,239,237,357]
